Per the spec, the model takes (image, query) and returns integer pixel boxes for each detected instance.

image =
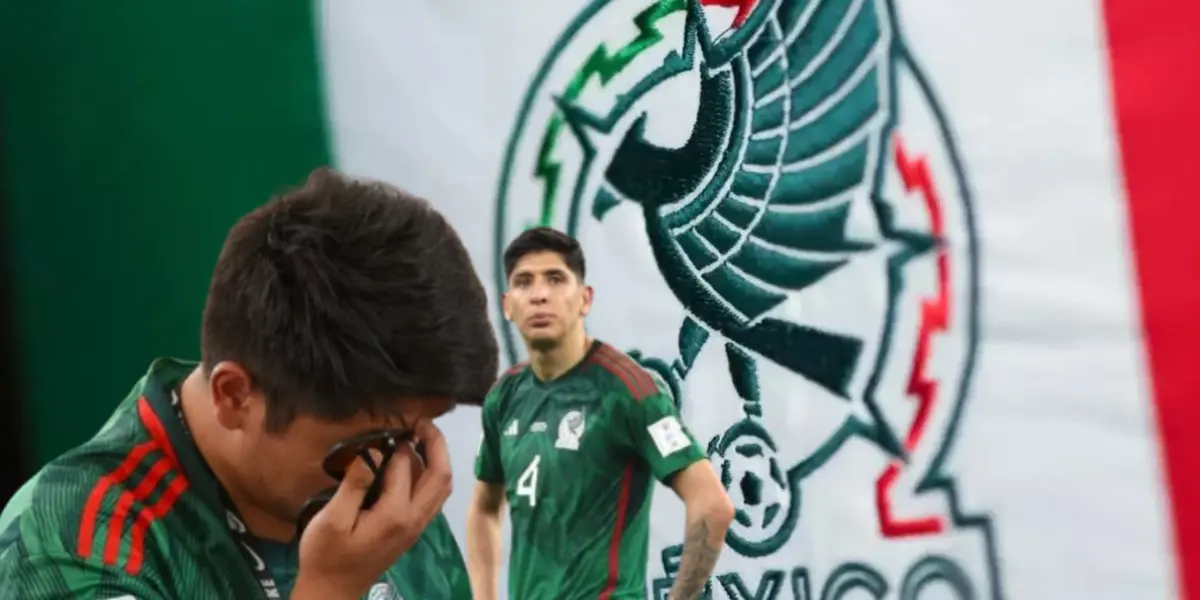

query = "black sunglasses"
[295,428,419,538]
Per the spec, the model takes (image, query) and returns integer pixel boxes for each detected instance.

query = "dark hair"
[502,226,586,282]
[200,167,499,430]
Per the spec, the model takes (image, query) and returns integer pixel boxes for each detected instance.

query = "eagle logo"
[495,0,1004,597]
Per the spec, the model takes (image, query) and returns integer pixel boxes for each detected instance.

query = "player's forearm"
[465,510,503,600]
[669,501,734,600]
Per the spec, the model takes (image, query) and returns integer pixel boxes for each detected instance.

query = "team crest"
[367,582,397,600]
[495,0,1004,597]
[555,410,587,450]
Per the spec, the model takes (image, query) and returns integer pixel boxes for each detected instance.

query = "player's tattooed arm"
[669,518,723,600]
[667,462,735,600]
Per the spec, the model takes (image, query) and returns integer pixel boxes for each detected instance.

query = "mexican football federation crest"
[495,0,1005,597]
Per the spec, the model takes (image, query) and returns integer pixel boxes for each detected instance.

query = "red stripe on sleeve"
[102,457,173,567]
[592,345,656,400]
[125,475,189,575]
[76,441,156,559]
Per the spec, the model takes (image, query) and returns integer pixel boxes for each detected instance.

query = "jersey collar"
[530,338,604,386]
[141,357,226,513]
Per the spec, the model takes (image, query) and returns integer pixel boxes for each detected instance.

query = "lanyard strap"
[219,489,284,599]
[170,389,283,599]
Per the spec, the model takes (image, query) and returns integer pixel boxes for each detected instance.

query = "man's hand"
[668,461,735,600]
[293,419,453,600]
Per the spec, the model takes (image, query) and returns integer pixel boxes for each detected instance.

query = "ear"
[501,292,513,321]
[208,361,260,431]
[580,285,595,317]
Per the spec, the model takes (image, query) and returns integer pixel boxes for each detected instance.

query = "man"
[0,167,497,599]
[466,227,734,599]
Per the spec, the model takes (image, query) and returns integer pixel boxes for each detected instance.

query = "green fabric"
[0,0,333,465]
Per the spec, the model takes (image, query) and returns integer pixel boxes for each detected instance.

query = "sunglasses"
[295,428,421,538]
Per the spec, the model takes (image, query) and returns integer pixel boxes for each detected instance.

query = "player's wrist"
[291,573,358,600]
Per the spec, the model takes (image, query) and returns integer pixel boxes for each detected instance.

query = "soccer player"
[466,227,735,599]
[0,168,497,599]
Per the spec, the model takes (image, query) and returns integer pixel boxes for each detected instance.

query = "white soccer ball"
[710,427,793,546]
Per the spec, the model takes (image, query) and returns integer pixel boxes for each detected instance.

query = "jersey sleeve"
[1,477,171,599]
[615,381,706,484]
[474,386,505,484]
[0,540,169,599]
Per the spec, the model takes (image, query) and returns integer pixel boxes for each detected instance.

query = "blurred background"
[2,1,1197,598]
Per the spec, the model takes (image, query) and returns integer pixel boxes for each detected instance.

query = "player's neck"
[529,328,591,382]
[179,370,297,543]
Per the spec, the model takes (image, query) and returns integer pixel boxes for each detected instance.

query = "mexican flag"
[2,0,1197,598]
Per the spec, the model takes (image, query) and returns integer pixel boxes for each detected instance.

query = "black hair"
[200,167,499,430]
[501,226,586,282]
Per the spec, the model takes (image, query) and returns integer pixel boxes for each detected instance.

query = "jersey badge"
[648,416,691,457]
[368,582,401,600]
[555,410,586,450]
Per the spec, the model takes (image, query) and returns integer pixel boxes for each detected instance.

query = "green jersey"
[0,358,471,599]
[475,341,706,599]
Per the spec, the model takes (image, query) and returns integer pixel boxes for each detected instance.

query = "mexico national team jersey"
[475,340,707,599]
[0,357,471,600]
